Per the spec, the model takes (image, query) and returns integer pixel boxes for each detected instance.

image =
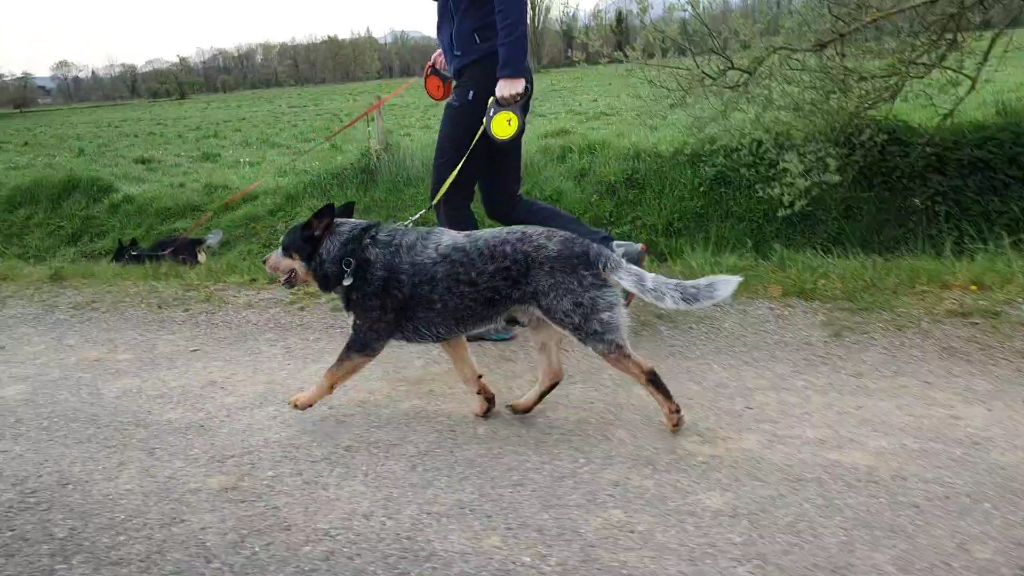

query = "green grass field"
[1,48,1022,320]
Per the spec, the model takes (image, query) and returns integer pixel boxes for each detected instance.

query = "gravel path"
[2,288,1023,576]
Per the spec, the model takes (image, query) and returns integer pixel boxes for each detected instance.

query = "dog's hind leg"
[538,290,683,432]
[441,336,496,418]
[507,319,565,415]
[289,334,386,411]
[600,347,683,432]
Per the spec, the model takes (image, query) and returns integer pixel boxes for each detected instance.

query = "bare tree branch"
[811,0,943,51]
[938,5,1020,123]
[637,0,1018,122]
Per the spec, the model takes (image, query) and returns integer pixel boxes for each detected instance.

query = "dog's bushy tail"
[204,229,224,250]
[608,261,742,310]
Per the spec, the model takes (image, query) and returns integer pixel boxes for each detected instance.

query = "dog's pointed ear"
[129,237,139,247]
[117,238,124,248]
[306,203,336,238]
[337,201,356,219]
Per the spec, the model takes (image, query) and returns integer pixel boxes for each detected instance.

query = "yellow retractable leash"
[401,86,532,227]
[484,85,530,143]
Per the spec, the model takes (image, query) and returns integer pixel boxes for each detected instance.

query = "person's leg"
[476,81,615,248]
[433,56,517,341]
[478,143,615,247]
[475,81,648,303]
[429,65,492,231]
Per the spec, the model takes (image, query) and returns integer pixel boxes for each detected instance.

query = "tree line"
[3,0,1021,111]
[1,1,643,110]
[2,30,435,107]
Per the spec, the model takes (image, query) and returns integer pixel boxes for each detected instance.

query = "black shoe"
[466,325,518,342]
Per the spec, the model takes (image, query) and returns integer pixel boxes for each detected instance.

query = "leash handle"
[517,82,533,104]
[485,99,527,143]
[424,63,454,102]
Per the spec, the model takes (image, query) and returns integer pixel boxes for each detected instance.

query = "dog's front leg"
[290,326,388,410]
[441,336,496,418]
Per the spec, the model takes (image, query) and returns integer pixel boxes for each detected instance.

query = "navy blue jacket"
[436,0,530,80]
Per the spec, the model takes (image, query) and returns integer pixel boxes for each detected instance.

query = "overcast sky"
[2,0,603,76]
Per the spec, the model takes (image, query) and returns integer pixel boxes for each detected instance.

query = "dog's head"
[112,238,143,264]
[264,201,356,289]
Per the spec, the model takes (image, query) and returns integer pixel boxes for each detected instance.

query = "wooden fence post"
[372,95,386,151]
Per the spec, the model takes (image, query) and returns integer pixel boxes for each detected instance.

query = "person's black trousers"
[429,54,614,248]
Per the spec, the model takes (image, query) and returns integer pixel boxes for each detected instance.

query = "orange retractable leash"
[177,78,417,240]
[177,65,527,239]
[423,63,453,102]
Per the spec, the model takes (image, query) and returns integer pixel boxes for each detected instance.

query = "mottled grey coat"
[309,218,738,353]
[265,202,741,430]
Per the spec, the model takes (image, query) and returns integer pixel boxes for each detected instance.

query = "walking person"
[430,0,648,341]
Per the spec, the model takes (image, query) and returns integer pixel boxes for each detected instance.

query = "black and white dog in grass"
[264,202,741,432]
[113,230,224,266]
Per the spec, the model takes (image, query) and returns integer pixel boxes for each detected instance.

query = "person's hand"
[495,78,526,105]
[429,49,447,73]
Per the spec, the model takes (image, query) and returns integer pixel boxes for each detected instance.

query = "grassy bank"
[1,57,1022,317]
[3,243,1022,324]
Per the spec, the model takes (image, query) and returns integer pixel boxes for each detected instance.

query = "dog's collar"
[331,228,375,285]
[328,257,356,295]
[341,258,355,286]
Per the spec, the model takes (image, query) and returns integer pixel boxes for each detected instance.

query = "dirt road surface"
[2,288,1023,576]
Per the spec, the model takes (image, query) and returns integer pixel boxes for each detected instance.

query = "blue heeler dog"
[264,202,741,432]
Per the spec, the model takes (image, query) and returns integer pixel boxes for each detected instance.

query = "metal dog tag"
[342,258,355,286]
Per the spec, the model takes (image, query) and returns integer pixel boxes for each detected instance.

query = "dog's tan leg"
[441,336,496,417]
[601,349,683,432]
[289,352,374,411]
[508,320,565,415]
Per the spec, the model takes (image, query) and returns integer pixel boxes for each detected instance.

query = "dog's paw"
[666,408,685,433]
[476,391,496,418]
[505,401,532,415]
[289,392,317,411]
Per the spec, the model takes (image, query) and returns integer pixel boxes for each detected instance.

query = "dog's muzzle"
[265,249,301,289]
[281,269,298,289]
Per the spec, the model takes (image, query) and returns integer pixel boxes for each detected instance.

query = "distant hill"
[33,77,57,91]
[377,30,433,44]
